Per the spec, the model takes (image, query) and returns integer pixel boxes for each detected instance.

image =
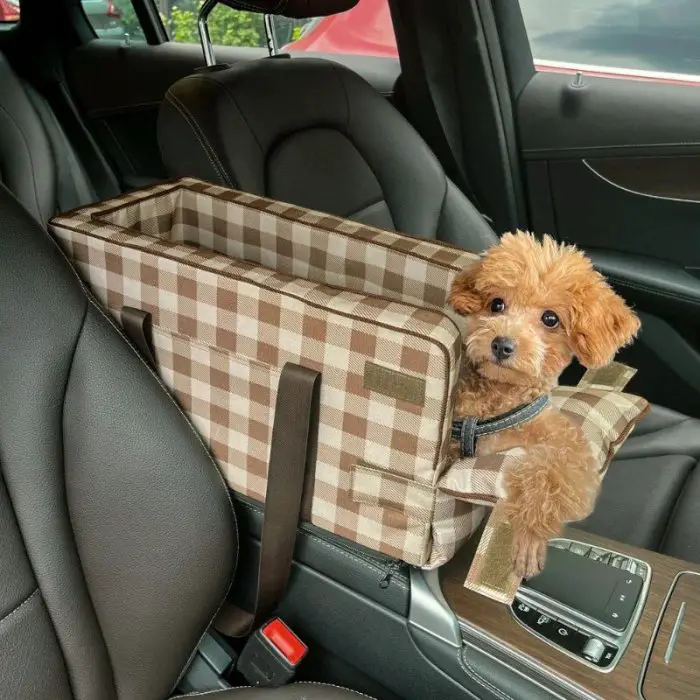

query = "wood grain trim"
[642,572,700,699]
[587,156,700,203]
[441,527,700,700]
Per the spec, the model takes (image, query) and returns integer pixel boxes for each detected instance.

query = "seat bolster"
[0,55,56,224]
[616,403,700,459]
[190,682,376,699]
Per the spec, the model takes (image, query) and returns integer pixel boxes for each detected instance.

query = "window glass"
[0,2,146,40]
[162,1,266,48]
[520,0,700,78]
[0,0,20,26]
[278,0,397,58]
[161,0,397,56]
[85,1,146,41]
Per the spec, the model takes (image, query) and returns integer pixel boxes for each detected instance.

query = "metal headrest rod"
[197,0,219,66]
[198,0,277,67]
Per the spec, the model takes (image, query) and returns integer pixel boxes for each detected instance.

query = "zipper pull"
[379,561,400,589]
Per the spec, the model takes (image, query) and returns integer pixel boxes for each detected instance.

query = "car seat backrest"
[158,56,498,251]
[0,182,236,698]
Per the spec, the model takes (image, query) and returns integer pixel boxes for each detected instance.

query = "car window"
[519,0,700,78]
[161,1,267,48]
[278,0,397,57]
[159,0,396,56]
[83,1,146,42]
[0,0,20,27]
[0,1,147,41]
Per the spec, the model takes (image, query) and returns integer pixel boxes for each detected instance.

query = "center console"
[440,527,700,699]
[512,538,650,671]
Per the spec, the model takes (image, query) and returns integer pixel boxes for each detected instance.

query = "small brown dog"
[448,231,640,579]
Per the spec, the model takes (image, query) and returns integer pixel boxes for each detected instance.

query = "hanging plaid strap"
[451,394,551,458]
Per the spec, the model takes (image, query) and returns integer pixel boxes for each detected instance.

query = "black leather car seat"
[158,56,496,251]
[0,180,371,699]
[0,53,109,225]
[158,56,700,562]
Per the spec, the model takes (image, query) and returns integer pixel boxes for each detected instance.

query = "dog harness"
[451,394,551,458]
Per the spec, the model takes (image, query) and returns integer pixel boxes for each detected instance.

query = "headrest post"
[263,14,280,57]
[198,0,219,67]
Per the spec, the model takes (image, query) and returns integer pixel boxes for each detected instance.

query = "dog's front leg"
[502,416,599,579]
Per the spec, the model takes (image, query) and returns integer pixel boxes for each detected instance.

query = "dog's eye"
[541,310,559,328]
[490,298,506,313]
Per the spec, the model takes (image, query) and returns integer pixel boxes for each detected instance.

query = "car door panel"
[519,71,700,155]
[65,40,400,187]
[515,70,700,416]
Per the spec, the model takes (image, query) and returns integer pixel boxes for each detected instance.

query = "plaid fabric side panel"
[427,491,487,569]
[550,386,649,467]
[52,223,461,565]
[54,177,479,308]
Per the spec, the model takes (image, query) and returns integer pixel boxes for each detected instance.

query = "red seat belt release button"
[261,618,308,666]
[237,618,307,687]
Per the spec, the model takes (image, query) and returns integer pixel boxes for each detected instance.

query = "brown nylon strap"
[121,306,156,367]
[215,363,321,638]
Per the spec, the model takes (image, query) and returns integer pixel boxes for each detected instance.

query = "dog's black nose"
[491,336,516,361]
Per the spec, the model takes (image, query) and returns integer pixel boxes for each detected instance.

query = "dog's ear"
[448,260,483,315]
[569,277,640,369]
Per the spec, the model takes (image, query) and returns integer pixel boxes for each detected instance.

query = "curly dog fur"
[448,232,640,578]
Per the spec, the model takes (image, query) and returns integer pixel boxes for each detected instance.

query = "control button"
[603,573,643,631]
[550,540,569,550]
[619,558,631,571]
[598,552,611,565]
[512,599,541,628]
[569,543,590,556]
[587,547,604,561]
[610,555,624,568]
[599,646,618,668]
[546,621,587,653]
[627,561,638,575]
[582,637,606,664]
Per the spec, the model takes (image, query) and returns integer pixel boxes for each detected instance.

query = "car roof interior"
[2,1,700,699]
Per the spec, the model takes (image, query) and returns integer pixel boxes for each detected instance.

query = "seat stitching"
[165,91,233,186]
[194,74,265,161]
[164,91,234,188]
[606,275,700,307]
[458,646,515,700]
[0,588,40,628]
[292,681,376,698]
[175,682,376,698]
[41,227,239,689]
[0,104,44,221]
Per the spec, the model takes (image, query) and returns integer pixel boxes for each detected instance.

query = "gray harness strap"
[451,394,551,458]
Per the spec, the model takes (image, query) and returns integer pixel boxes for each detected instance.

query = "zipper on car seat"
[379,560,402,589]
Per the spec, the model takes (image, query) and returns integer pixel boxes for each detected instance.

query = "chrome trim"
[664,602,686,663]
[509,538,651,674]
[198,0,219,67]
[408,568,461,648]
[583,159,700,207]
[263,14,279,56]
[536,58,700,84]
[639,570,700,699]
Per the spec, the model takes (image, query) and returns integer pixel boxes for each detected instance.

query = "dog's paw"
[512,530,548,579]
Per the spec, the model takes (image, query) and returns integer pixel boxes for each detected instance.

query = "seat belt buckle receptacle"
[237,618,308,687]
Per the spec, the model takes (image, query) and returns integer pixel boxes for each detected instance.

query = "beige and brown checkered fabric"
[49,177,649,568]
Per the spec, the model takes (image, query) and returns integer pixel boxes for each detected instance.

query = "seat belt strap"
[121,306,157,367]
[215,363,321,637]
[119,307,322,638]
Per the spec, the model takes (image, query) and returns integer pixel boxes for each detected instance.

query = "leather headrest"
[216,0,358,18]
